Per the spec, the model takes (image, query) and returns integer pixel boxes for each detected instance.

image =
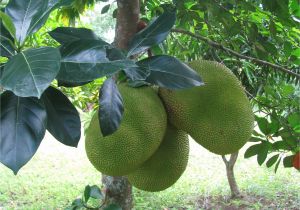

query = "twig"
[171,28,300,79]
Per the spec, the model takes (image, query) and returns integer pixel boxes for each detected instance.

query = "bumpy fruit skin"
[85,84,167,176]
[293,153,300,170]
[159,60,254,155]
[127,124,189,192]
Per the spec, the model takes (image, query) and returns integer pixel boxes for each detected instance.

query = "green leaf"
[42,87,81,147]
[252,129,265,137]
[1,47,61,98]
[278,129,298,147]
[124,66,150,81]
[127,9,176,56]
[283,155,294,168]
[291,48,300,57]
[272,141,290,151]
[70,198,84,209]
[134,55,203,89]
[0,11,16,39]
[255,116,279,135]
[266,154,279,167]
[49,27,101,44]
[290,0,300,18]
[244,143,261,158]
[83,185,91,202]
[89,185,103,199]
[283,42,292,57]
[99,78,124,136]
[281,85,295,97]
[269,20,276,37]
[0,91,47,174]
[101,4,110,14]
[288,113,300,128]
[0,22,16,57]
[5,0,67,45]
[107,48,126,61]
[83,185,103,203]
[274,157,281,173]
[58,40,136,83]
[249,136,265,142]
[255,116,270,135]
[257,141,271,165]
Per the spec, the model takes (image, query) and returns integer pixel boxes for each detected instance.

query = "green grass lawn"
[0,133,299,209]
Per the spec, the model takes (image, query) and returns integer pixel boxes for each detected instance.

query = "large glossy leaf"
[42,86,81,147]
[134,55,203,89]
[1,47,61,98]
[255,116,280,135]
[244,143,261,158]
[127,9,176,56]
[123,66,150,81]
[0,22,16,57]
[0,91,47,174]
[5,0,69,45]
[98,78,124,136]
[283,155,294,168]
[58,40,137,83]
[266,154,279,168]
[49,27,102,44]
[0,11,16,39]
[83,185,103,202]
[257,141,271,165]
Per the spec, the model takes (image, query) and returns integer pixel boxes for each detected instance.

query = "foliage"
[143,0,300,89]
[66,184,121,210]
[140,0,300,171]
[245,81,300,172]
[0,0,82,174]
[0,0,299,175]
[0,0,203,173]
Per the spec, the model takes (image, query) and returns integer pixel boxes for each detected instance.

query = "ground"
[0,132,299,209]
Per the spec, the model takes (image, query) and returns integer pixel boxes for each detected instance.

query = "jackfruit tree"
[0,0,299,209]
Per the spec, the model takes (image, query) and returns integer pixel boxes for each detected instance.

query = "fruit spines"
[85,84,167,176]
[158,60,254,155]
[127,124,189,192]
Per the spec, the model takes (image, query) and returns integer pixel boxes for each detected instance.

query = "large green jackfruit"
[159,60,254,155]
[85,84,167,176]
[127,124,189,192]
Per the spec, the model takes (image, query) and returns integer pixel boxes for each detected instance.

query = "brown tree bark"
[221,151,242,199]
[101,1,140,209]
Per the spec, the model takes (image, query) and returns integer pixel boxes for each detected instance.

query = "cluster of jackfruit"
[85,60,254,192]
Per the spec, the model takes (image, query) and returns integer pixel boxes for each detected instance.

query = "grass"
[0,133,299,209]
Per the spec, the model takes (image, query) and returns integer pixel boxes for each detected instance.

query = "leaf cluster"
[140,0,300,171]
[0,0,203,174]
[66,184,121,210]
[245,81,300,172]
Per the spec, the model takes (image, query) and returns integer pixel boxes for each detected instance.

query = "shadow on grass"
[0,134,299,209]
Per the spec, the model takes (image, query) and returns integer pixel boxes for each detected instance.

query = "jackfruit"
[85,84,167,176]
[127,124,189,192]
[159,60,254,155]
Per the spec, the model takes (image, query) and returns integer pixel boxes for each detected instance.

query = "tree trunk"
[221,151,242,198]
[102,175,133,209]
[102,1,140,209]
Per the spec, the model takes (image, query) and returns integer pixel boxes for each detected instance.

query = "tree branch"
[171,28,300,79]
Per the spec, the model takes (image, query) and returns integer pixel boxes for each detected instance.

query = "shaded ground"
[0,132,299,209]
